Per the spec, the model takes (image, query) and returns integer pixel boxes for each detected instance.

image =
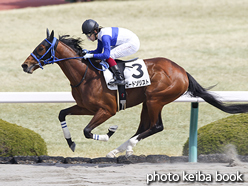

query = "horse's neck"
[56,42,88,86]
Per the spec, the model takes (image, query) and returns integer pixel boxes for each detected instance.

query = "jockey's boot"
[108,65,125,85]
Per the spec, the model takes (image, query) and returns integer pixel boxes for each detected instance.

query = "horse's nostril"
[21,64,28,72]
[22,64,27,69]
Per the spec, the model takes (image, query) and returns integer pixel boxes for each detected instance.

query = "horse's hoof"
[106,150,117,158]
[70,142,76,152]
[107,125,118,139]
[109,125,118,132]
[125,150,133,157]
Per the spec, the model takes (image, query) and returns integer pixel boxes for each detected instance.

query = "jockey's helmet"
[82,19,99,35]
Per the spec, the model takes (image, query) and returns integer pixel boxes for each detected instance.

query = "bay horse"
[21,30,248,158]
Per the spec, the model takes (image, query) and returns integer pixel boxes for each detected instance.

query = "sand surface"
[0,162,248,186]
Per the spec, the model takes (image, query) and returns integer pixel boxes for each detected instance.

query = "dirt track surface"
[1,162,248,186]
[0,155,248,185]
[0,0,68,10]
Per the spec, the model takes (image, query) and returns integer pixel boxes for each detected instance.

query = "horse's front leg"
[106,102,164,158]
[83,108,117,142]
[106,102,150,158]
[58,105,93,152]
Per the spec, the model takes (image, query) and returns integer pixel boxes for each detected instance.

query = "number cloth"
[102,59,151,90]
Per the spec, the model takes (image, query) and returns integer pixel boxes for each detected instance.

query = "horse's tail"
[186,72,248,114]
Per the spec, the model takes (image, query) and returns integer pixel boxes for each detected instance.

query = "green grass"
[183,113,248,155]
[0,0,247,158]
[0,119,47,157]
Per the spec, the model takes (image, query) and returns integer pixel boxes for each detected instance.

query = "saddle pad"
[103,59,151,90]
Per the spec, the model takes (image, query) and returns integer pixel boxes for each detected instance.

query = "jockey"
[82,19,140,86]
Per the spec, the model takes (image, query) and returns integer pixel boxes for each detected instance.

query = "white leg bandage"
[126,135,139,157]
[106,140,129,158]
[116,140,130,152]
[61,121,71,139]
[106,135,139,158]
[93,134,109,142]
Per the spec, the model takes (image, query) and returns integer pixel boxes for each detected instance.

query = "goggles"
[85,32,93,38]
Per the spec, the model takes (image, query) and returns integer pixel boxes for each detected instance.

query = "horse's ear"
[51,30,54,38]
[48,30,54,41]
[46,28,50,38]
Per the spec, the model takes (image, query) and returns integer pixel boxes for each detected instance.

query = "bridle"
[30,36,109,87]
[31,37,78,69]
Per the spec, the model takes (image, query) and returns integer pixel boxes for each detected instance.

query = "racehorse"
[21,30,248,158]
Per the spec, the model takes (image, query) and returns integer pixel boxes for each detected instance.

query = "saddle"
[102,58,151,111]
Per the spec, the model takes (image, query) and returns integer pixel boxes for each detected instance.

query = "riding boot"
[108,65,125,85]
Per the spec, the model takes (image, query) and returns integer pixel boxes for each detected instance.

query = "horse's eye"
[38,46,44,51]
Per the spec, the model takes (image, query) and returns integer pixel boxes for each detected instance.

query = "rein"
[31,37,109,87]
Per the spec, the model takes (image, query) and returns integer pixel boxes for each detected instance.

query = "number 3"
[132,64,143,78]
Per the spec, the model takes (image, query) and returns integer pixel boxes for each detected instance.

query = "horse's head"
[21,29,58,74]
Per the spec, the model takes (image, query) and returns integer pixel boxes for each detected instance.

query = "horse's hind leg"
[124,88,185,156]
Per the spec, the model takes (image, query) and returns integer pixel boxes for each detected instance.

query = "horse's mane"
[59,35,84,56]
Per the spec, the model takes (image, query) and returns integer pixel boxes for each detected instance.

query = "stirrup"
[108,79,125,86]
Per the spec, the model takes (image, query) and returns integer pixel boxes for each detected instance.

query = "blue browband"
[31,37,59,69]
[31,37,109,71]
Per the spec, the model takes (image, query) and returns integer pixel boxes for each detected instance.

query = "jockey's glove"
[82,49,88,55]
[83,53,94,59]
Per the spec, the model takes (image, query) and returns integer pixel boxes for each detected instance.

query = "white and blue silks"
[90,27,140,60]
